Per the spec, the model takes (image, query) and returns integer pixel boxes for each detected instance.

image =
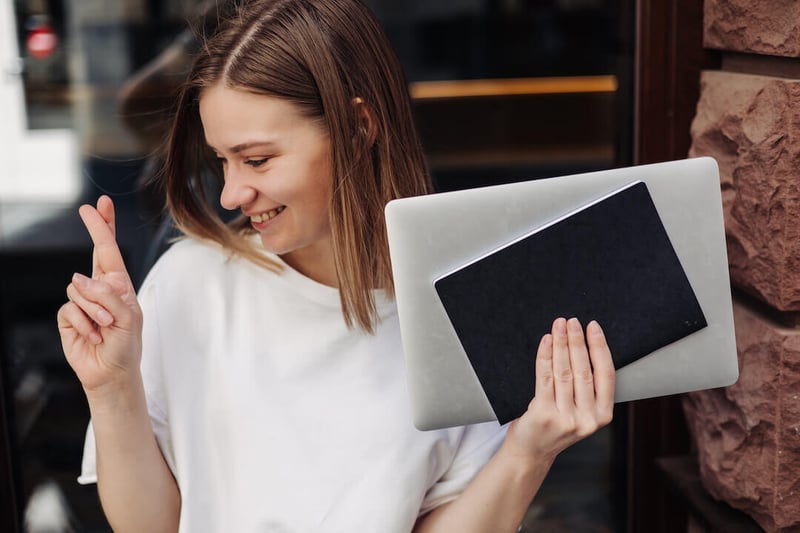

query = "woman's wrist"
[84,371,146,416]
[496,434,558,483]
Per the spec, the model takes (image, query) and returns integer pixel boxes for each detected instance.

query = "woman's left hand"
[413,317,615,533]
[503,317,616,466]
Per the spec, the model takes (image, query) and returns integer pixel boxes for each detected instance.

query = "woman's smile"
[249,205,286,228]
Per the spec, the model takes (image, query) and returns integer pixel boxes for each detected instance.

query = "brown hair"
[163,0,432,333]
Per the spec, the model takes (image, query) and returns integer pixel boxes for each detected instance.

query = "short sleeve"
[419,421,508,515]
[77,421,97,484]
[77,274,176,484]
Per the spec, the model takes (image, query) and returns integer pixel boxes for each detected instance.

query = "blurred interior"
[0,1,633,531]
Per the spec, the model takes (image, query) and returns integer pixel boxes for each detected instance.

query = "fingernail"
[588,320,603,336]
[567,317,581,334]
[72,272,90,289]
[555,317,567,335]
[96,309,113,326]
[89,331,103,344]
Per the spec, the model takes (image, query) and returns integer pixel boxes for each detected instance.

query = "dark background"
[0,0,647,531]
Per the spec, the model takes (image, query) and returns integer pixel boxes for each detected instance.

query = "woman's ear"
[351,97,378,146]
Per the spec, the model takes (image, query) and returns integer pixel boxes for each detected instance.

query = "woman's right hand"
[57,195,143,395]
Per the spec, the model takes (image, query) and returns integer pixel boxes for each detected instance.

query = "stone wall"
[684,1,800,531]
[705,0,800,58]
[682,303,800,530]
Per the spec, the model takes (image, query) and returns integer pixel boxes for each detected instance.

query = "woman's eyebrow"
[230,141,276,153]
[206,141,276,153]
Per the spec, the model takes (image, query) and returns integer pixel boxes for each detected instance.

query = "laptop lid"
[385,157,738,430]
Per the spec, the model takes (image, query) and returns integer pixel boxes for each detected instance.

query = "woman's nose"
[219,167,257,210]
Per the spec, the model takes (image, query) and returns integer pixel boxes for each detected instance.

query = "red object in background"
[26,24,58,59]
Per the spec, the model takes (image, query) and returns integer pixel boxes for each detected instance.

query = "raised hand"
[504,317,615,464]
[57,196,143,394]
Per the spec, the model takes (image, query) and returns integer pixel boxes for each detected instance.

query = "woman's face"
[199,84,335,284]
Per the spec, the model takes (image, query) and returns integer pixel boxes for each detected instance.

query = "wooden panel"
[628,0,721,532]
[634,0,720,164]
[410,75,617,100]
[413,77,617,178]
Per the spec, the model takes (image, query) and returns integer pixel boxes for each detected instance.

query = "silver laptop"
[385,157,738,430]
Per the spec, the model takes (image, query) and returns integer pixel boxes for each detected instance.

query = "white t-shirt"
[79,238,506,532]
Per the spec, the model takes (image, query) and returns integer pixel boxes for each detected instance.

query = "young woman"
[57,0,615,531]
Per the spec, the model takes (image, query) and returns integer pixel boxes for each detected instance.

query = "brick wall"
[682,1,800,531]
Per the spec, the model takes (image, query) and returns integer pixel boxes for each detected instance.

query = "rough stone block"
[682,301,800,531]
[704,0,800,58]
[689,70,800,311]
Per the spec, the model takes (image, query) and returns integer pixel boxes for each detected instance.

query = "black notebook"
[434,181,707,424]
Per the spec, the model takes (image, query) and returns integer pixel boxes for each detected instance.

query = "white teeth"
[251,207,284,223]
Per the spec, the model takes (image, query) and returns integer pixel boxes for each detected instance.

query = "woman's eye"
[245,158,268,168]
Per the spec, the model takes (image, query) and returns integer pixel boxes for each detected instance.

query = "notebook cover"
[434,181,707,424]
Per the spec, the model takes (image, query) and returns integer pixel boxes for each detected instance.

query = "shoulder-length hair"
[163,0,432,333]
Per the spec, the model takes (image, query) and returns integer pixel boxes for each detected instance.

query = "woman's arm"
[87,377,180,532]
[57,196,180,532]
[414,317,615,532]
